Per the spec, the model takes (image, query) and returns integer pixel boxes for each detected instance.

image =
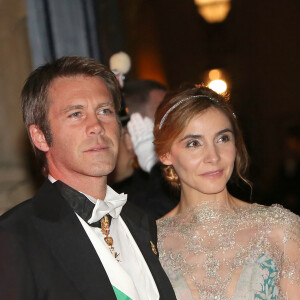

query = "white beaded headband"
[159,95,216,130]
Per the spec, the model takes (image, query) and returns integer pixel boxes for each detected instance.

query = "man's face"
[41,75,120,181]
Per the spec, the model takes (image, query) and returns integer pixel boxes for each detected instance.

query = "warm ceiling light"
[208,68,222,80]
[194,0,231,23]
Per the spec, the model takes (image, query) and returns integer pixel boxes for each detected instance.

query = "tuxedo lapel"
[121,204,176,300]
[32,180,117,300]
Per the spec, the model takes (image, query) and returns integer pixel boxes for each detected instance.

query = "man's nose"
[86,115,104,136]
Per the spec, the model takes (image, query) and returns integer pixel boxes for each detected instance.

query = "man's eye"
[102,109,112,114]
[186,140,201,148]
[69,112,81,118]
[99,108,115,115]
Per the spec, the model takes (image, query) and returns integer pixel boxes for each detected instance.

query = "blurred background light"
[208,79,227,93]
[194,0,231,23]
[208,68,222,80]
[205,68,228,93]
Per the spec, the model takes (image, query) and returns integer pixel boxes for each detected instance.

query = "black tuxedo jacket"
[0,180,176,300]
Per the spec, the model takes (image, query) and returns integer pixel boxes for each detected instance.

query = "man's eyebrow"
[95,101,115,110]
[62,101,115,114]
[62,105,84,113]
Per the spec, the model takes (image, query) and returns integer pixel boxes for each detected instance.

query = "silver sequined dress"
[157,202,300,299]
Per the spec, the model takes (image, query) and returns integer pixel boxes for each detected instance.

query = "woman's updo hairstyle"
[153,84,249,189]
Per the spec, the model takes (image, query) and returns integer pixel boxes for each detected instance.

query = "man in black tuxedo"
[0,56,176,300]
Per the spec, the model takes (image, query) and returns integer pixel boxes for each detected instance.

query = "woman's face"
[160,107,236,195]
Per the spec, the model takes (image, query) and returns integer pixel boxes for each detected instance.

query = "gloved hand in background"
[127,113,158,173]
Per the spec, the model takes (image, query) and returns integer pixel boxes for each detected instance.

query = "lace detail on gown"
[157,203,300,300]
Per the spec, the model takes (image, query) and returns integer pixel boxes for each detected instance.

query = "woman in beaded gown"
[153,85,300,300]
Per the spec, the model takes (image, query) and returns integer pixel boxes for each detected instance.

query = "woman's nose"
[203,144,220,163]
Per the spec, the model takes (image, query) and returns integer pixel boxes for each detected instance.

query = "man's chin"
[87,164,116,177]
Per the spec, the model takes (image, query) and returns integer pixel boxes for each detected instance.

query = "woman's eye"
[186,140,201,148]
[218,135,230,143]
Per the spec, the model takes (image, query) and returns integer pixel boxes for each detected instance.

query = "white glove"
[127,113,158,173]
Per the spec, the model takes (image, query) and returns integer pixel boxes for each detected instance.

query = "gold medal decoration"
[101,215,120,261]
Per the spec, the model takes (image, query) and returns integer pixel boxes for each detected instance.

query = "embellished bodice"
[157,203,300,299]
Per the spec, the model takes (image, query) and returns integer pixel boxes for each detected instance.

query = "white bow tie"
[87,186,127,224]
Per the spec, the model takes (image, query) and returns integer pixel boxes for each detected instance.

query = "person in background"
[110,79,178,219]
[154,84,300,299]
[124,79,167,121]
[124,79,167,174]
[0,56,176,300]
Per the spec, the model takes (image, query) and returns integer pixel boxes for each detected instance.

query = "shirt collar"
[48,175,127,222]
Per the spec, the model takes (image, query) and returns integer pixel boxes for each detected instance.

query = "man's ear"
[29,125,50,152]
[123,131,134,152]
[159,152,172,166]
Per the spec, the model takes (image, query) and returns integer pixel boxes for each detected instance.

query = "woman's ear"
[29,125,50,152]
[159,152,172,166]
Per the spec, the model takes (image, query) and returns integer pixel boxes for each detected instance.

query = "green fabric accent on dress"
[254,254,279,300]
[112,286,133,300]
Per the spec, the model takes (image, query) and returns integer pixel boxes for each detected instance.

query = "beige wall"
[0,0,35,214]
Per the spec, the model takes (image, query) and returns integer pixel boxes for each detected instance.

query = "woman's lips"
[201,169,224,178]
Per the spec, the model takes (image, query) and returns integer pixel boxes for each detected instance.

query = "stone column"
[0,0,35,214]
